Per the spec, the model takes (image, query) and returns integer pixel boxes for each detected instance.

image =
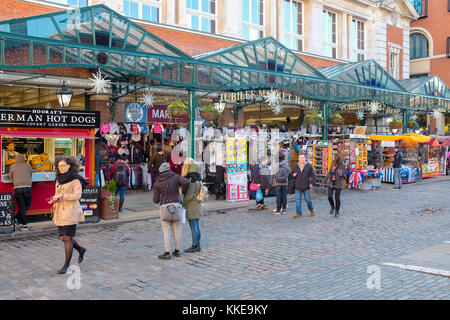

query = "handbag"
[249,180,259,191]
[160,176,181,222]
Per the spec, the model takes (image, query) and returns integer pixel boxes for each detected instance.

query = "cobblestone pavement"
[0,180,449,300]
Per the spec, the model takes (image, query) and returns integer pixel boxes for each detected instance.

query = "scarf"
[56,170,88,189]
[186,172,202,182]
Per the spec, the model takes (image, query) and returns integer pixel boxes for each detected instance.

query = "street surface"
[0,180,449,300]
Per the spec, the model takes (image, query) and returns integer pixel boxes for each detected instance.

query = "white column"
[265,0,278,39]
[218,0,242,38]
[308,1,324,55]
[164,0,177,25]
[372,18,387,69]
[402,24,410,80]
[177,0,187,27]
[340,13,349,61]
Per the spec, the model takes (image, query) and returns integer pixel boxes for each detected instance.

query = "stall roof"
[194,37,325,79]
[318,60,406,92]
[369,133,431,143]
[398,76,450,99]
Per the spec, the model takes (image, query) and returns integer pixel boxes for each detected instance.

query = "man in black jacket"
[292,154,316,218]
[393,146,403,189]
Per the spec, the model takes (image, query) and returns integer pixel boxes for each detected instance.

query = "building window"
[186,0,216,34]
[409,0,428,17]
[389,47,401,79]
[43,0,88,6]
[322,10,337,58]
[282,0,303,51]
[123,1,160,23]
[410,33,429,60]
[351,18,365,62]
[242,0,264,41]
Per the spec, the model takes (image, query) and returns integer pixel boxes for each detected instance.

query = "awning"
[369,133,431,144]
[0,127,95,138]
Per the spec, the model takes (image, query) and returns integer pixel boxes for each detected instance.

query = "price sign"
[79,186,100,223]
[0,191,14,234]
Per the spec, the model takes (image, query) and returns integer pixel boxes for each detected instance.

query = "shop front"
[0,107,99,215]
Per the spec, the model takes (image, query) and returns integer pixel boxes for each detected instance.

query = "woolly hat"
[159,162,170,173]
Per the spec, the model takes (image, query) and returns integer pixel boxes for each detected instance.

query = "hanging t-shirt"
[109,122,119,134]
[152,124,164,133]
[131,124,140,134]
[124,123,132,134]
[138,124,148,134]
[100,123,110,135]
[104,134,120,146]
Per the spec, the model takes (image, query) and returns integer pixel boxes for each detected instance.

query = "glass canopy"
[399,76,450,99]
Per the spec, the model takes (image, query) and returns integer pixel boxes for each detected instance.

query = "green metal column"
[322,101,329,140]
[402,109,408,134]
[188,89,197,158]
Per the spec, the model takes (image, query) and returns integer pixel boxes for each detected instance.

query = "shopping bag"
[255,187,263,202]
[180,207,186,224]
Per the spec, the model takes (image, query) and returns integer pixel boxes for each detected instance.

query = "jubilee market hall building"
[0,5,449,217]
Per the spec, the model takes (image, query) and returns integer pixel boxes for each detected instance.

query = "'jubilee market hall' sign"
[219,89,316,108]
[0,107,100,128]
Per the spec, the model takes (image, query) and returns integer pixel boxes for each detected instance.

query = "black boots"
[329,207,335,215]
[184,244,201,253]
[335,209,340,217]
[158,252,170,260]
[172,250,181,257]
[78,247,86,263]
[119,199,125,212]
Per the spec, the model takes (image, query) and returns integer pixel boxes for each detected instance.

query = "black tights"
[61,236,83,268]
[328,187,341,211]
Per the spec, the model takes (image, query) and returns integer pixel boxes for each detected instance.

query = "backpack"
[275,166,289,183]
[115,164,128,187]
[195,183,208,203]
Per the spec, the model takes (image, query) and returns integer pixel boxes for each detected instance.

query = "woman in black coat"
[322,155,346,217]
[251,156,271,210]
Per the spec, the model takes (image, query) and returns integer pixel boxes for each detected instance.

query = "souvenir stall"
[426,136,450,175]
[0,107,99,215]
[369,133,431,184]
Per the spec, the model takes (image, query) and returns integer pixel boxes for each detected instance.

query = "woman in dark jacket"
[251,156,271,210]
[322,154,346,217]
[153,162,190,260]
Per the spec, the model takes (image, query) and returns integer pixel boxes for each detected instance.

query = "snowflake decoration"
[67,8,82,30]
[89,69,111,94]
[272,103,283,115]
[142,88,154,107]
[265,89,280,107]
[409,113,417,121]
[356,110,365,121]
[369,101,381,115]
[433,110,442,119]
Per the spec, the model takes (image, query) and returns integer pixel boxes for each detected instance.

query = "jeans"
[188,219,202,246]
[14,187,32,226]
[295,189,314,215]
[327,187,341,211]
[115,186,127,199]
[274,185,288,211]
[394,168,402,188]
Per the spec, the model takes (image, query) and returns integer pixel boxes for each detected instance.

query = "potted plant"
[200,104,220,121]
[407,120,419,130]
[168,100,188,118]
[302,110,322,127]
[330,112,344,125]
[100,179,119,220]
[389,119,402,130]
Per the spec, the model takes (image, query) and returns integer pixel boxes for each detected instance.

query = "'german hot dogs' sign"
[0,107,100,129]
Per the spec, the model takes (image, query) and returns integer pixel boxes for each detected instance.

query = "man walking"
[393,146,403,189]
[10,154,33,230]
[292,154,316,218]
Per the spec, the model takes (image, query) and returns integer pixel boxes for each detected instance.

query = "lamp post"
[56,80,73,108]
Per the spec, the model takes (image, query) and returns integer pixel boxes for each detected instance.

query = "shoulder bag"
[160,175,181,222]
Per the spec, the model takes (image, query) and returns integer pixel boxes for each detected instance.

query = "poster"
[226,138,248,202]
[422,161,439,178]
[79,186,100,223]
[0,191,14,234]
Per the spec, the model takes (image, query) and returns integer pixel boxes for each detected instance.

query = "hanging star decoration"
[409,113,417,121]
[356,110,365,121]
[369,101,381,115]
[89,69,111,94]
[433,110,442,119]
[265,89,280,107]
[142,88,154,108]
[272,103,283,115]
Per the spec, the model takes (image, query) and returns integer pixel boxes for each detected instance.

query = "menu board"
[0,191,14,234]
[226,138,249,202]
[2,137,44,155]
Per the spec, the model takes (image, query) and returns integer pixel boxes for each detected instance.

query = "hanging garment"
[138,124,149,134]
[147,172,152,190]
[100,123,111,135]
[104,134,120,146]
[131,123,140,134]
[152,124,164,133]
[109,122,119,134]
[118,123,127,134]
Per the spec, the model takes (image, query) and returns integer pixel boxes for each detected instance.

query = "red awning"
[0,127,95,138]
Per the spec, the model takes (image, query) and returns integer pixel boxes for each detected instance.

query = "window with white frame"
[282,0,303,51]
[389,46,401,79]
[322,9,337,58]
[242,0,264,41]
[123,0,161,23]
[43,0,88,6]
[186,0,217,34]
[351,18,365,62]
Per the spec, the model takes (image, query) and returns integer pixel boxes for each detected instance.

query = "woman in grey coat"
[322,154,347,217]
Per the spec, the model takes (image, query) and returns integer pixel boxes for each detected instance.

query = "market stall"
[0,107,99,215]
[369,133,431,184]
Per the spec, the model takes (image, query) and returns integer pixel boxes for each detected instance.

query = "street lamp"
[56,80,73,108]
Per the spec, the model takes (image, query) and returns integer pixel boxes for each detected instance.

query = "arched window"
[410,33,429,59]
